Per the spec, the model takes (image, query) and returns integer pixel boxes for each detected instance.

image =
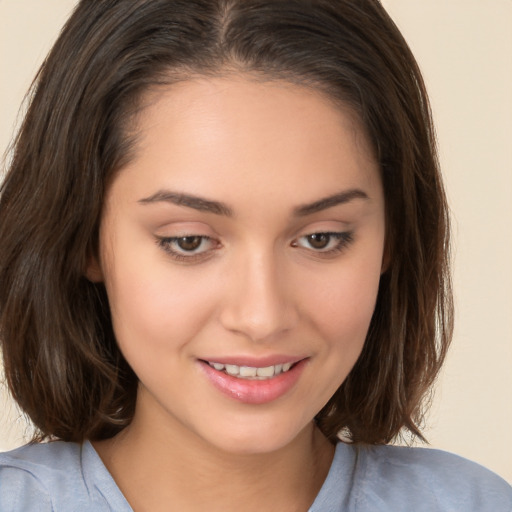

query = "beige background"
[1,0,511,483]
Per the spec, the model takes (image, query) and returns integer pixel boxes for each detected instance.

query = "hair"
[0,0,452,445]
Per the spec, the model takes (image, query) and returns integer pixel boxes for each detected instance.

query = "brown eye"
[306,233,331,249]
[293,231,354,255]
[176,236,203,251]
[156,234,218,261]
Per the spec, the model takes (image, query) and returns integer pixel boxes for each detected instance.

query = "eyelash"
[292,231,354,256]
[156,231,354,262]
[156,235,218,263]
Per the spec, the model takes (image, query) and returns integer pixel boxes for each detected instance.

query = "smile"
[200,358,308,404]
[206,361,293,380]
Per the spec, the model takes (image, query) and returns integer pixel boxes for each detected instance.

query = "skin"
[89,76,386,512]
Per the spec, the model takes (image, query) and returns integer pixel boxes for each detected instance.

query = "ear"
[85,252,104,283]
[380,239,391,275]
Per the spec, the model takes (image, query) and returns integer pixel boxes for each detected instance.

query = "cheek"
[312,284,377,364]
[304,253,383,348]
[102,243,220,361]
[290,259,382,416]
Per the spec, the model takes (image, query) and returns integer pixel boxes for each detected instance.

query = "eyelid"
[155,234,221,263]
[292,231,355,256]
[154,227,355,263]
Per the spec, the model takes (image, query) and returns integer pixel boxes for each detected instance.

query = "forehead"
[113,76,380,208]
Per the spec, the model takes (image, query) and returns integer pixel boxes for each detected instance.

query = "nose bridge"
[219,245,297,342]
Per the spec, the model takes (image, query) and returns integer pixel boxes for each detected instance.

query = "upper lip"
[199,355,307,367]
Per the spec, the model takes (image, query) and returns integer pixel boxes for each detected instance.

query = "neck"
[94,414,334,512]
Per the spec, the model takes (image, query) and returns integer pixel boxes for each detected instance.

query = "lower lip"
[198,360,307,405]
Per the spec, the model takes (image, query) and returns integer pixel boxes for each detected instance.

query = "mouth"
[204,361,294,380]
[198,357,308,404]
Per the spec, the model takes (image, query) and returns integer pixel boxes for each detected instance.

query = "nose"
[219,250,299,342]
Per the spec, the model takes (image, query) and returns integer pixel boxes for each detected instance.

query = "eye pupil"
[307,233,330,249]
[177,236,202,251]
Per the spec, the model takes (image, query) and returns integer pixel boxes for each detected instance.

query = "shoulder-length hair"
[0,0,452,444]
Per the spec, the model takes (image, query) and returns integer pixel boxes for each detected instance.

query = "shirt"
[0,440,511,511]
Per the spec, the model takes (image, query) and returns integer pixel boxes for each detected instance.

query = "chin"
[195,415,315,457]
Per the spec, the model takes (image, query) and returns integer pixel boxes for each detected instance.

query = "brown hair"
[0,0,452,444]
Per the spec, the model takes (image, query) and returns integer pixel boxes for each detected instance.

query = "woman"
[0,1,510,510]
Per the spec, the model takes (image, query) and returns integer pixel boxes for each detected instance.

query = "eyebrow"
[138,188,369,217]
[293,189,369,216]
[138,190,233,216]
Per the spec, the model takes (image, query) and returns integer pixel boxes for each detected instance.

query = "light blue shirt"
[0,440,511,510]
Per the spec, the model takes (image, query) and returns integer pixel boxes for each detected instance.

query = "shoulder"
[0,441,86,511]
[0,441,117,511]
[0,443,53,511]
[352,444,512,511]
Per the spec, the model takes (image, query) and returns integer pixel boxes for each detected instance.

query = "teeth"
[207,361,295,380]
[256,366,274,378]
[225,364,239,376]
[239,366,257,377]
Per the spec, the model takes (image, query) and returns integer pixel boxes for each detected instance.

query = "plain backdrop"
[1,0,511,484]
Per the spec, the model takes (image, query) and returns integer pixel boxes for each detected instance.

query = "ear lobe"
[380,254,390,275]
[380,241,391,275]
[85,253,104,283]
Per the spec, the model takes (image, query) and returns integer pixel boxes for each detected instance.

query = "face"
[90,76,385,455]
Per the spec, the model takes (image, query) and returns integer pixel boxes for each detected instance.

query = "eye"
[303,233,333,250]
[156,235,219,261]
[292,231,354,255]
[173,236,205,252]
